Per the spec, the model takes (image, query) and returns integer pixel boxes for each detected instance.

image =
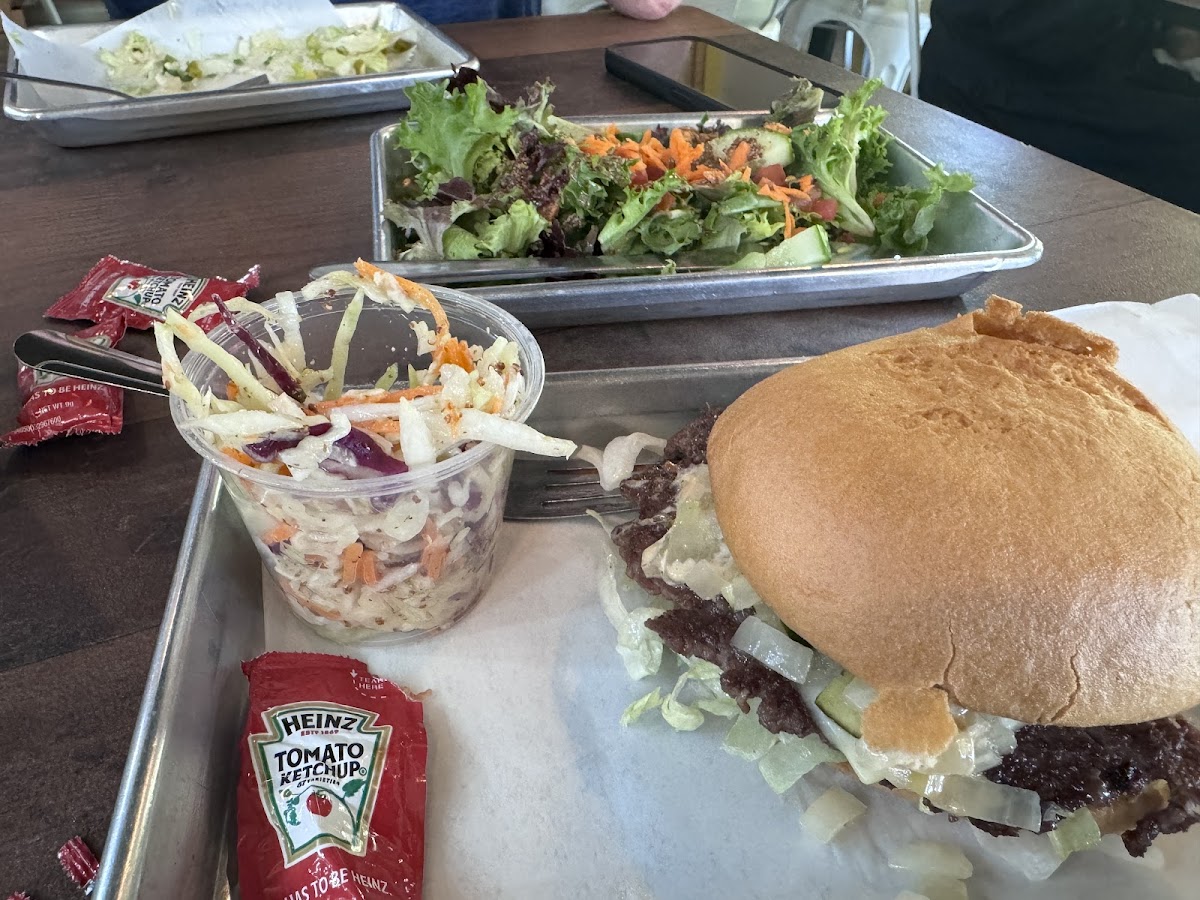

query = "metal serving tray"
[91,358,799,900]
[367,112,1042,328]
[2,3,478,148]
[93,354,1199,898]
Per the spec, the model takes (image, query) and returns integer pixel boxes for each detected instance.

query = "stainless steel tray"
[2,3,478,147]
[366,112,1042,328]
[92,357,800,899]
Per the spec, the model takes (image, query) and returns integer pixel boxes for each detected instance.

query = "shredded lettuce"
[621,688,664,726]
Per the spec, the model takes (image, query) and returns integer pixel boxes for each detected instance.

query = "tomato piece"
[654,193,677,212]
[753,164,787,186]
[630,164,648,186]
[645,163,665,182]
[812,198,839,221]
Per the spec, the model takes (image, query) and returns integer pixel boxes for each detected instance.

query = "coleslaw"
[100,24,417,96]
[158,261,574,640]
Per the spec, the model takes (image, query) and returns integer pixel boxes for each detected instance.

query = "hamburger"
[607,296,1200,857]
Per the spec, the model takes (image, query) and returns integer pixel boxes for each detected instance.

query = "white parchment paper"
[263,297,1200,899]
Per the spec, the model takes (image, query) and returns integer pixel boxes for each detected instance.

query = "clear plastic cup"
[169,285,545,644]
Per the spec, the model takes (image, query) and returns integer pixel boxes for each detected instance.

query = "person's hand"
[607,0,682,22]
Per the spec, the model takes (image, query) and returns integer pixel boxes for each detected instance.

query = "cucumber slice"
[815,672,863,738]
[708,128,794,170]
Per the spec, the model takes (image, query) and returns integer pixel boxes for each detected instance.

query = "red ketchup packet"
[238,653,428,900]
[57,835,100,892]
[44,255,260,332]
[1,318,126,448]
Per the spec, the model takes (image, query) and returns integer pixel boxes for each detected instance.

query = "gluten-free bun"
[707,297,1200,727]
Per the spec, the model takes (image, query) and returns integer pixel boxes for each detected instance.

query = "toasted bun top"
[708,297,1200,727]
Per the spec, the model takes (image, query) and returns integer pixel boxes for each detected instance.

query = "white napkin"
[1053,294,1200,451]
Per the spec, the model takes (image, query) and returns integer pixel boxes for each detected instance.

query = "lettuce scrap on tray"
[383,71,975,267]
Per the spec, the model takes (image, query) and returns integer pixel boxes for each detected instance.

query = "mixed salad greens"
[156,262,574,636]
[384,71,974,267]
[100,24,417,96]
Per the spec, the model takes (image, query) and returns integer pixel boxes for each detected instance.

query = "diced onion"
[731,615,814,684]
[1047,808,1101,860]
[972,828,1065,881]
[800,786,867,843]
[924,774,1042,832]
[757,733,845,794]
[888,842,974,879]
[917,876,969,900]
[722,709,778,761]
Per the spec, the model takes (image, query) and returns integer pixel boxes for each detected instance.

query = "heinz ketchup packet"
[2,318,126,448]
[238,653,428,900]
[45,255,260,332]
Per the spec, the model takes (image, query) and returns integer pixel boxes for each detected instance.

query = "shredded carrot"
[796,174,814,193]
[356,418,401,435]
[727,141,752,171]
[221,447,256,466]
[578,135,613,156]
[340,541,365,586]
[763,121,792,135]
[226,381,240,401]
[485,396,503,414]
[262,521,298,545]
[740,167,752,182]
[359,549,380,586]
[278,463,293,478]
[312,385,441,413]
[604,124,619,142]
[420,520,449,580]
[354,259,449,338]
[653,192,676,213]
[436,337,474,372]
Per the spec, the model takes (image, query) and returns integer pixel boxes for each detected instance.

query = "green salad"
[384,71,975,268]
[99,25,416,96]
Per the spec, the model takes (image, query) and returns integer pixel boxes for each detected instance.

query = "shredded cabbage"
[100,24,418,97]
[322,289,364,401]
[575,432,668,491]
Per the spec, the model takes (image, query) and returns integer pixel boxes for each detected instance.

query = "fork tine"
[504,456,640,520]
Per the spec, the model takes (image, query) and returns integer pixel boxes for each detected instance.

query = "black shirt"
[920,0,1200,210]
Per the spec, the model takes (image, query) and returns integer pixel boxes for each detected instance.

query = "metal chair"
[774,0,928,97]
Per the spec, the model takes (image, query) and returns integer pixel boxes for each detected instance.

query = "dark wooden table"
[1,7,1198,896]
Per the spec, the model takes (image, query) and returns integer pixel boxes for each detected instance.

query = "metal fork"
[504,458,638,520]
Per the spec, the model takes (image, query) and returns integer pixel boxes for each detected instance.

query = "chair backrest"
[776,0,929,91]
